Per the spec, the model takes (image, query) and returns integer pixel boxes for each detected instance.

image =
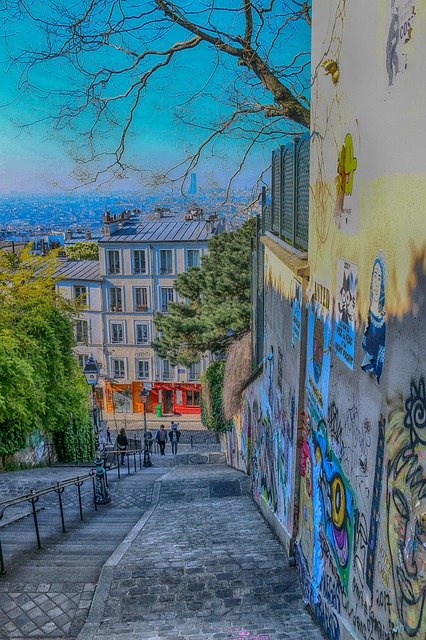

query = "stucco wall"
[295,2,426,640]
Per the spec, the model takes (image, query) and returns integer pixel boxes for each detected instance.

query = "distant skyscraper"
[188,173,197,196]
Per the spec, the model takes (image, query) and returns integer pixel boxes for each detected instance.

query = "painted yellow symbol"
[322,59,339,85]
[336,133,357,196]
[331,475,346,528]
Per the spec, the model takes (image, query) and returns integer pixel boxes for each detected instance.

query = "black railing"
[0,447,150,576]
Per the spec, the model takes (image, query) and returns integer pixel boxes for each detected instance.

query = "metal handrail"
[0,473,93,517]
[0,447,150,577]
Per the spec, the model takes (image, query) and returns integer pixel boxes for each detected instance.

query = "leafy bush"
[201,361,232,433]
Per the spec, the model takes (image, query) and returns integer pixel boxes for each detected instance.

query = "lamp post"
[83,354,110,504]
[140,386,152,467]
[83,354,100,449]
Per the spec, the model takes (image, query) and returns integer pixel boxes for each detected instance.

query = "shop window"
[186,389,200,406]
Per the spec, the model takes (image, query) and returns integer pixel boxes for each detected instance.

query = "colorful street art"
[366,415,386,593]
[386,378,426,638]
[386,1,416,88]
[306,298,332,424]
[333,132,359,235]
[361,255,387,383]
[292,279,302,346]
[334,259,357,370]
[313,421,356,592]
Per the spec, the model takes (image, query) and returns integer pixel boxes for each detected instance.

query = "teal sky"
[0,1,310,194]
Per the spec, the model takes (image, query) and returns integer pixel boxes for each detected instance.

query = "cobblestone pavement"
[84,465,323,640]
[0,466,166,638]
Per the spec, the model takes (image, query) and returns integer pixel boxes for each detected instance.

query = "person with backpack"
[169,423,181,455]
[116,428,128,465]
[155,424,168,455]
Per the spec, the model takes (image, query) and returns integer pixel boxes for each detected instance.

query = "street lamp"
[140,385,152,467]
[83,354,110,504]
[83,354,100,447]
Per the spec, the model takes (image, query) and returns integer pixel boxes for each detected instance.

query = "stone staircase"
[0,466,165,638]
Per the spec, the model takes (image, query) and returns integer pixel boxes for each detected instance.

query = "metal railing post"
[133,451,137,473]
[55,485,66,533]
[76,480,84,521]
[127,453,130,475]
[92,476,98,511]
[0,539,6,576]
[29,494,42,550]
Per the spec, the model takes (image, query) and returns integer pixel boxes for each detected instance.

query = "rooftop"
[99,219,219,244]
[55,259,101,282]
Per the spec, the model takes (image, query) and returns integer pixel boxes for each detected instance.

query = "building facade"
[225,4,425,640]
[57,214,215,415]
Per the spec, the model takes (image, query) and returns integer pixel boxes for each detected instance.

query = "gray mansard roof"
[99,220,214,244]
[55,259,101,282]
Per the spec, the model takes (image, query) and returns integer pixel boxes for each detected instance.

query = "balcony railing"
[109,306,123,312]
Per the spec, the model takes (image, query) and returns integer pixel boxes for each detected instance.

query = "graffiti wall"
[249,246,307,549]
[295,1,426,640]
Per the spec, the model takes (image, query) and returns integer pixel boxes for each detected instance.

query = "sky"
[0,1,310,195]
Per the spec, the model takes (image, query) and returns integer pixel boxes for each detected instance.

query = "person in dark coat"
[155,425,168,455]
[116,428,129,465]
[169,423,181,455]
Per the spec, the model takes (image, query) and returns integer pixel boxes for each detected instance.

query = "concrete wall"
[294,2,426,640]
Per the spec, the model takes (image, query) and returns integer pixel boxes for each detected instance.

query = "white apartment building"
[57,214,218,415]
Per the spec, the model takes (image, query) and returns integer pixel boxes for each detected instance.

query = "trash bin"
[155,403,162,417]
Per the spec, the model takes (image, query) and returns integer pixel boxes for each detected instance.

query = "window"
[136,360,150,380]
[135,322,149,345]
[159,249,173,274]
[107,250,121,274]
[75,319,89,344]
[186,389,200,406]
[112,358,125,379]
[111,322,124,343]
[162,359,174,380]
[160,287,174,313]
[187,249,200,268]
[267,134,310,252]
[188,362,201,381]
[77,354,88,369]
[74,285,88,305]
[134,287,148,311]
[133,250,147,274]
[109,287,123,311]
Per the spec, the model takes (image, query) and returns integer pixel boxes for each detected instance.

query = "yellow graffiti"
[322,59,340,85]
[336,133,357,196]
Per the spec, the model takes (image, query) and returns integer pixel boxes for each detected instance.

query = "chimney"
[65,229,73,240]
[85,229,92,241]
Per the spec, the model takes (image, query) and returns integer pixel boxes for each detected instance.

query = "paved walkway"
[0,465,166,638]
[77,465,323,640]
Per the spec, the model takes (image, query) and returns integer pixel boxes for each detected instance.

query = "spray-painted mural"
[361,256,387,384]
[334,259,357,370]
[225,4,425,640]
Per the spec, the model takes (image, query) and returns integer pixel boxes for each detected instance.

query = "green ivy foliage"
[201,361,232,433]
[0,247,92,462]
[65,242,99,261]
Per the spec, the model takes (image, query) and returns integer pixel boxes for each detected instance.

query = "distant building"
[188,172,197,196]
[56,212,221,416]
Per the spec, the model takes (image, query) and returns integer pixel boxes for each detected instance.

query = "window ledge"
[261,233,310,277]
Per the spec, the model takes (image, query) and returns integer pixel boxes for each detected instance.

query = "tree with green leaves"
[65,242,99,261]
[0,248,93,462]
[154,218,255,366]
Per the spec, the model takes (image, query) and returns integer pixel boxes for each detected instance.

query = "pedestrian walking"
[155,424,168,455]
[116,428,128,465]
[169,423,181,455]
[106,426,112,444]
